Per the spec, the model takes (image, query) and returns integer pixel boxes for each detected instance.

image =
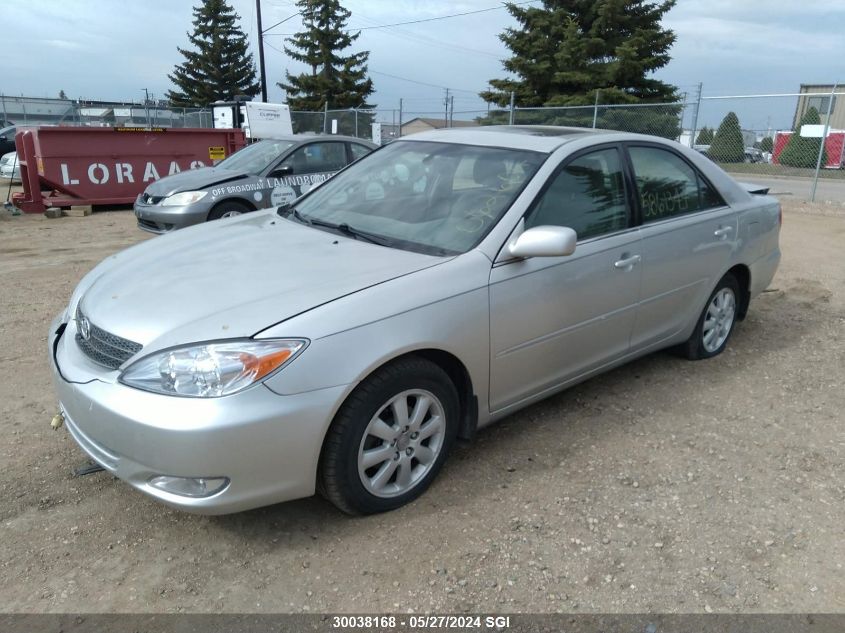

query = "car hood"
[78,211,446,354]
[143,166,249,197]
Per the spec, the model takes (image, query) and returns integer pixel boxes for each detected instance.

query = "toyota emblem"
[79,317,91,340]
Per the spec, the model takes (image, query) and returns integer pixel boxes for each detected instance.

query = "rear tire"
[207,200,252,221]
[319,357,459,515]
[681,273,740,360]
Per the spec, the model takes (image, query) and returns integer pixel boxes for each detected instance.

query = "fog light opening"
[148,475,230,498]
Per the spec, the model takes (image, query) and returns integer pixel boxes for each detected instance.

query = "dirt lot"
[1,199,843,614]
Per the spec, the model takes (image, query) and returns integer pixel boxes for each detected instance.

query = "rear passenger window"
[350,143,371,161]
[628,146,724,223]
[525,148,629,240]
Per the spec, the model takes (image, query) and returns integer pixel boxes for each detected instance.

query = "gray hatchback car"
[51,126,780,515]
[134,135,376,233]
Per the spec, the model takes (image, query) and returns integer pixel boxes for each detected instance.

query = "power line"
[345,9,504,60]
[264,0,539,36]
[350,1,539,31]
[369,70,485,95]
[263,41,489,96]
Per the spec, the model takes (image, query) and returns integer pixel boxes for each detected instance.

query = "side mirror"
[508,225,577,258]
[269,165,293,178]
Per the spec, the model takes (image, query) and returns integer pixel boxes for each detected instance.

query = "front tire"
[319,357,459,515]
[682,272,740,360]
[207,200,251,221]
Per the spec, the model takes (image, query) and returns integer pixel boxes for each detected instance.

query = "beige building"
[400,117,478,137]
[793,84,845,129]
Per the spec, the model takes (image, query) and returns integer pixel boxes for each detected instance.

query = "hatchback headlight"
[120,339,306,397]
[161,191,208,206]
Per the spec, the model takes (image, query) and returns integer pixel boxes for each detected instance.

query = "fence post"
[811,83,837,202]
[323,101,328,134]
[508,91,515,125]
[354,108,358,137]
[592,89,600,128]
[398,99,403,137]
[689,82,702,148]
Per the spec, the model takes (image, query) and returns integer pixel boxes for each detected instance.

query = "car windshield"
[0,126,15,138]
[215,139,296,175]
[289,140,546,255]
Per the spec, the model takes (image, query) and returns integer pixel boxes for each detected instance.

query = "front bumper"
[48,314,347,514]
[133,195,210,234]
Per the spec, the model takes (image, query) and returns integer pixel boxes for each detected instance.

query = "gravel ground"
[0,200,843,614]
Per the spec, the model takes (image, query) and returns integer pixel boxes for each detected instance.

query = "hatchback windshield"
[216,139,296,175]
[290,140,545,255]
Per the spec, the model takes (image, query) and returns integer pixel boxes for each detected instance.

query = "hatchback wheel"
[682,273,740,360]
[319,357,458,515]
[208,200,251,221]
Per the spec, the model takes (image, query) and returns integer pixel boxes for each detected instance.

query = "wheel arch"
[409,349,478,441]
[726,263,751,320]
[322,348,479,448]
[207,196,257,220]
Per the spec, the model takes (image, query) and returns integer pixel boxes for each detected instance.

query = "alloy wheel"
[702,287,736,353]
[357,389,446,498]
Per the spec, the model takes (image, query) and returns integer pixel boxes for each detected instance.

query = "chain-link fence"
[0,95,213,129]
[6,89,843,200]
[350,89,845,201]
[689,92,845,200]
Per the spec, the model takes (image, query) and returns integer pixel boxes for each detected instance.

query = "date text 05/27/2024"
[331,615,512,630]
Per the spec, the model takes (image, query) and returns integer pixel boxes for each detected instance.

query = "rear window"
[628,146,725,222]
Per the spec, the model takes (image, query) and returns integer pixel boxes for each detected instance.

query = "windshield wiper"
[277,204,310,224]
[279,205,394,247]
[305,217,395,247]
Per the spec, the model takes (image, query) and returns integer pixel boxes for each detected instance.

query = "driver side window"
[525,148,629,241]
[281,142,347,175]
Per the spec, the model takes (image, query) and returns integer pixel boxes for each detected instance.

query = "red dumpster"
[772,129,845,168]
[12,127,246,213]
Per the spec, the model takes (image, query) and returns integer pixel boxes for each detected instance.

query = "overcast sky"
[4,0,845,130]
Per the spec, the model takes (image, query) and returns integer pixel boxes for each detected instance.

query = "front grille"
[75,308,143,370]
[142,193,165,205]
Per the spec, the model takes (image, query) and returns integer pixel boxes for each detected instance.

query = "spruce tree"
[481,0,678,108]
[168,0,260,107]
[278,0,374,114]
[760,136,773,153]
[695,126,714,145]
[708,112,745,163]
[779,107,827,168]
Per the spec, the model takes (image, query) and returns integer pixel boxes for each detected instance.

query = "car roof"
[257,134,375,146]
[400,125,614,153]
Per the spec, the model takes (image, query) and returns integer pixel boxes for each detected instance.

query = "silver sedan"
[49,126,781,515]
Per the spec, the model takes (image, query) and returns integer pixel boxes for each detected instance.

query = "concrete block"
[63,205,93,217]
[44,207,63,219]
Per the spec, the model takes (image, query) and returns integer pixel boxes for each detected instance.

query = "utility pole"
[444,88,450,128]
[449,95,454,128]
[256,0,268,102]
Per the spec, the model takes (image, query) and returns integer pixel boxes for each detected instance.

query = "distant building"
[793,84,845,129]
[401,117,478,137]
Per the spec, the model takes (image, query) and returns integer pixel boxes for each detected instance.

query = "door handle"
[613,254,641,269]
[714,226,734,238]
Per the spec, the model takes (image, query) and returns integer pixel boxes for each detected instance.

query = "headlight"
[161,191,208,206]
[119,339,306,397]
